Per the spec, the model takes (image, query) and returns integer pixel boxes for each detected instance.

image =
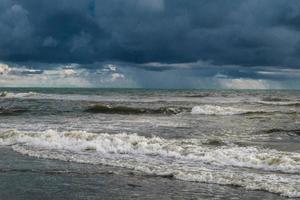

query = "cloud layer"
[1,61,299,89]
[0,1,300,88]
[0,0,300,67]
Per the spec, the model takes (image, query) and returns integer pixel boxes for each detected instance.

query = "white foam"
[1,129,300,197]
[258,101,300,106]
[1,130,300,173]
[2,92,38,98]
[191,105,250,115]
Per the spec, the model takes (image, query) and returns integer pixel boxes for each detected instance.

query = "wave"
[263,128,300,136]
[0,107,27,115]
[259,96,300,106]
[85,104,184,115]
[0,91,8,97]
[0,91,38,98]
[190,105,297,115]
[0,129,300,197]
[261,97,292,102]
[190,105,270,115]
[184,93,211,98]
[191,105,245,115]
[258,101,300,106]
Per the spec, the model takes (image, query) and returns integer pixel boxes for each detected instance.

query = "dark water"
[0,88,299,199]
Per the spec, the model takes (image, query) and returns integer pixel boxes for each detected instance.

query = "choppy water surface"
[0,88,299,199]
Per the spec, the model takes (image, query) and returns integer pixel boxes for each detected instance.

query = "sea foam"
[1,129,300,197]
[1,92,38,98]
[191,105,251,115]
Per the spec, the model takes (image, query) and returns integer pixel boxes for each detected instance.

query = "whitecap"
[191,105,250,115]
[1,129,300,197]
[3,92,38,98]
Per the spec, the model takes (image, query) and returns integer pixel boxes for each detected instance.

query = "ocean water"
[0,88,299,199]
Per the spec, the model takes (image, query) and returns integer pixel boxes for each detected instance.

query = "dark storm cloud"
[1,0,300,68]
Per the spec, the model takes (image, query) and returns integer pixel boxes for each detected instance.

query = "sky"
[0,0,300,89]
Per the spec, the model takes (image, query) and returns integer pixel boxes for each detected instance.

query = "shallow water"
[0,88,299,199]
[0,147,290,200]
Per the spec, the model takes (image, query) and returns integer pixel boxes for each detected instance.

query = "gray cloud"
[0,0,300,68]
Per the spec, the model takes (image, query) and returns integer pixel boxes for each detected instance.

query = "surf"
[1,129,299,197]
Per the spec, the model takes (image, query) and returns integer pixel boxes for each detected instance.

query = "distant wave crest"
[0,107,27,115]
[0,91,38,98]
[258,101,300,106]
[190,105,268,115]
[86,104,184,115]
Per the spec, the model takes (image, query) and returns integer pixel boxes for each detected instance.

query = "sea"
[0,88,299,200]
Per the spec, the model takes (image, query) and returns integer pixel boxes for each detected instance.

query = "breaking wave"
[0,91,38,98]
[191,105,246,115]
[190,105,269,115]
[0,129,300,197]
